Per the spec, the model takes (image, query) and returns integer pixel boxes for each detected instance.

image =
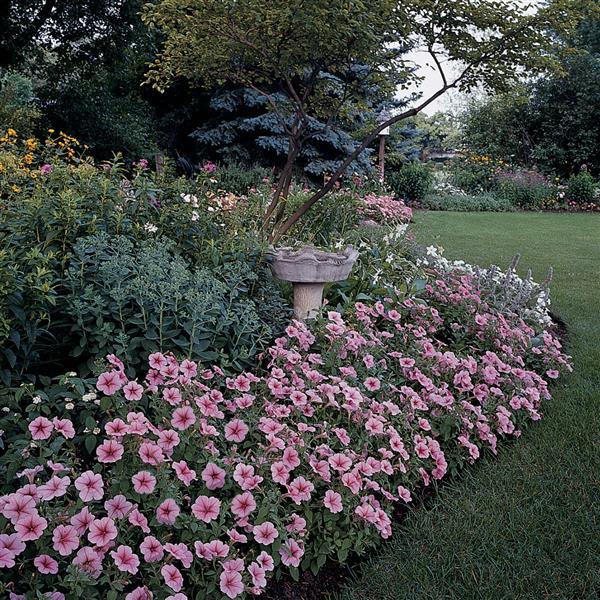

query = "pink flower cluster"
[359,193,413,223]
[0,268,570,598]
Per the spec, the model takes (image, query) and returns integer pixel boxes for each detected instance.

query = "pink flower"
[70,506,95,535]
[328,453,352,473]
[279,538,304,567]
[123,380,144,401]
[287,476,314,504]
[220,569,244,598]
[230,491,256,519]
[1,493,36,523]
[40,163,53,175]
[0,533,26,557]
[323,490,343,513]
[28,416,53,440]
[201,462,226,490]
[248,561,267,587]
[162,564,184,592]
[72,546,102,578]
[37,475,70,501]
[96,439,124,463]
[156,498,180,525]
[128,508,150,533]
[126,588,153,600]
[34,554,59,574]
[0,547,15,568]
[172,461,197,486]
[75,471,104,502]
[163,387,182,405]
[132,471,156,494]
[140,535,164,562]
[15,512,47,541]
[52,418,75,438]
[256,551,274,572]
[397,485,412,503]
[164,542,193,568]
[364,377,381,391]
[191,495,220,523]
[148,352,168,370]
[111,545,140,574]
[171,406,196,430]
[87,516,118,546]
[52,524,80,556]
[253,521,278,545]
[96,371,123,395]
[224,419,249,443]
[105,494,133,519]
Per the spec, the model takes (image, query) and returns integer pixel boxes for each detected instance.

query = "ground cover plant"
[0,240,571,597]
[338,211,600,599]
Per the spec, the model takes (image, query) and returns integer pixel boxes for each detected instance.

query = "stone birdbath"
[267,246,359,320]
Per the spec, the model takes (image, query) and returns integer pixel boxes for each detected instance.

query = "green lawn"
[337,211,600,600]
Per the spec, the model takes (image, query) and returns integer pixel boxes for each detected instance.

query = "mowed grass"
[337,211,600,600]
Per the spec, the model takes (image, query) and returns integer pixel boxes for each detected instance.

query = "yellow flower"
[11,184,21,193]
[48,129,55,134]
[23,153,34,165]
[7,128,17,137]
[25,138,38,151]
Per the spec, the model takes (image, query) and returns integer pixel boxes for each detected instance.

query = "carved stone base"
[293,282,325,321]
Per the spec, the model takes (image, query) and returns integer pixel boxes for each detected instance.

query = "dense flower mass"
[0,265,570,598]
[358,193,413,224]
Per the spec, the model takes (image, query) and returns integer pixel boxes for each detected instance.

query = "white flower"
[93,427,101,435]
[32,396,42,405]
[82,392,97,403]
[94,399,101,406]
[67,371,76,377]
[192,211,200,221]
[144,222,158,234]
[1,406,9,413]
[65,402,75,410]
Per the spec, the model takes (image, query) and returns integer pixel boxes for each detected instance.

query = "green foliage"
[65,234,288,373]
[422,192,515,212]
[0,70,40,135]
[387,162,433,201]
[565,171,597,204]
[494,170,556,209]
[214,162,272,195]
[449,154,505,193]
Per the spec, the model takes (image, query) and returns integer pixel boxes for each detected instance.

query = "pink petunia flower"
[230,491,256,519]
[105,494,133,519]
[96,371,123,395]
[38,475,70,501]
[224,419,249,443]
[52,418,75,439]
[15,512,47,541]
[172,461,197,486]
[191,495,220,523]
[219,569,244,599]
[171,406,196,430]
[253,521,279,545]
[52,524,80,556]
[87,516,117,546]
[123,380,144,401]
[161,564,184,592]
[201,462,226,490]
[323,490,343,513]
[96,439,124,463]
[34,554,59,574]
[140,535,164,563]
[75,471,104,502]
[28,416,53,440]
[156,498,180,525]
[111,545,140,574]
[132,471,156,494]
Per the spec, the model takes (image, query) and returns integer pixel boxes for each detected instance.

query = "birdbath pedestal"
[267,246,359,320]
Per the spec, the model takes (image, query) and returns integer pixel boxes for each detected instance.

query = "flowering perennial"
[0,267,570,598]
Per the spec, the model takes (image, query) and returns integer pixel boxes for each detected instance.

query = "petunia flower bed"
[0,266,571,599]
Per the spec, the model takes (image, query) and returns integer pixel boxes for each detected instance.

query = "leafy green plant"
[422,192,515,212]
[387,162,433,201]
[565,171,597,204]
[494,169,556,209]
[64,233,289,374]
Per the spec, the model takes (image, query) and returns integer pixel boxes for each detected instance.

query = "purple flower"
[202,161,217,174]
[40,164,53,175]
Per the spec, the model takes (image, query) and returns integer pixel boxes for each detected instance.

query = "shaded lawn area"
[337,211,600,600]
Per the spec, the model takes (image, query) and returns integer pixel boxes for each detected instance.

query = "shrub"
[0,260,571,598]
[494,169,556,209]
[64,233,289,374]
[449,153,505,193]
[421,192,515,212]
[0,72,41,137]
[565,171,597,204]
[387,162,433,201]
[214,163,272,195]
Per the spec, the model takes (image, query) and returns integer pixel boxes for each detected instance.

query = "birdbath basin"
[267,246,359,320]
